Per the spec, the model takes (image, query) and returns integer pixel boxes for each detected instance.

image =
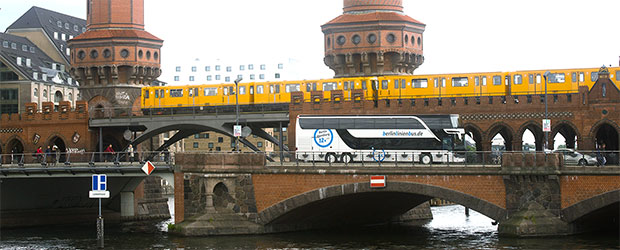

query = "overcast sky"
[2,0,619,79]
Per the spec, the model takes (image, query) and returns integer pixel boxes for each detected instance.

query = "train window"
[223,87,228,95]
[239,86,246,95]
[548,73,565,83]
[144,90,149,99]
[170,89,183,98]
[492,76,501,85]
[350,81,355,90]
[579,72,585,82]
[591,72,599,82]
[362,81,367,90]
[257,85,264,94]
[343,81,348,90]
[412,79,428,88]
[194,88,198,97]
[229,86,234,95]
[285,84,300,93]
[204,88,218,96]
[571,72,577,83]
[323,82,337,91]
[514,74,523,85]
[188,89,193,97]
[529,74,534,84]
[401,79,406,89]
[475,77,479,86]
[482,76,487,86]
[269,85,274,94]
[394,80,399,89]
[442,78,446,87]
[616,71,619,81]
[160,90,164,98]
[275,84,280,93]
[250,86,254,95]
[312,83,317,91]
[451,77,468,87]
[536,74,542,84]
[434,78,438,88]
[381,80,389,90]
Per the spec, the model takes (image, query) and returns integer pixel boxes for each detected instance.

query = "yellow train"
[141,66,619,110]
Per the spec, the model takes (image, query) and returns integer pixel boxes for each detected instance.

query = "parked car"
[553,148,597,166]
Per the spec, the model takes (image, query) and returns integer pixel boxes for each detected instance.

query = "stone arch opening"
[593,122,619,164]
[213,182,235,212]
[259,182,506,230]
[6,137,24,164]
[519,122,544,151]
[47,135,67,163]
[552,122,579,150]
[562,190,619,232]
[464,124,483,151]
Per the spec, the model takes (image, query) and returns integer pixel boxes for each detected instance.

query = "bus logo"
[314,129,333,148]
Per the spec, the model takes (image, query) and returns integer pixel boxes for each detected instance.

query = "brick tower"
[68,0,163,115]
[322,0,425,78]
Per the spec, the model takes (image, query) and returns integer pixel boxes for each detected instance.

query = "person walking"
[596,143,607,167]
[35,146,43,163]
[45,146,52,165]
[51,145,58,166]
[127,144,135,163]
[104,144,115,162]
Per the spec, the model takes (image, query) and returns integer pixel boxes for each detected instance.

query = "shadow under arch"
[561,189,620,223]
[258,182,506,228]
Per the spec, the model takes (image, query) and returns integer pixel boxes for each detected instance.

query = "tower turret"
[68,0,163,113]
[322,0,425,77]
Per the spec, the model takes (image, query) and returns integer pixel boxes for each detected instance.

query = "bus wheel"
[341,153,353,164]
[421,154,432,165]
[325,153,337,163]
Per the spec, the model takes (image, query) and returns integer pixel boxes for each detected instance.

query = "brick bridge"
[172,153,620,237]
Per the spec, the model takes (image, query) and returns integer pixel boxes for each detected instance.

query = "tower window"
[352,34,361,45]
[120,49,129,58]
[90,50,98,59]
[367,34,377,44]
[386,34,396,43]
[337,35,346,45]
[103,49,111,58]
[78,50,86,60]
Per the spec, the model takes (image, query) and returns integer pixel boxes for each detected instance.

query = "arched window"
[43,89,48,99]
[54,91,63,102]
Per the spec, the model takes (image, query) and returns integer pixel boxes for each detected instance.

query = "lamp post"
[234,77,243,152]
[543,71,550,151]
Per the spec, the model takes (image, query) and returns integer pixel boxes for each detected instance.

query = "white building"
[162,57,308,86]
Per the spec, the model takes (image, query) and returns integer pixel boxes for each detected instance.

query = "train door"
[249,83,255,104]
[154,88,164,108]
[474,76,488,96]
[371,78,379,102]
[432,77,445,97]
[222,85,229,105]
[504,74,511,96]
[188,87,198,107]
[142,88,150,107]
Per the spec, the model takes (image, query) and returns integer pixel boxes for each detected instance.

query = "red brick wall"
[252,174,505,212]
[560,175,620,208]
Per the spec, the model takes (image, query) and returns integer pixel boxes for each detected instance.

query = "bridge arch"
[517,120,544,151]
[561,189,620,223]
[551,120,580,149]
[486,122,516,151]
[463,123,484,151]
[589,119,619,153]
[258,182,506,227]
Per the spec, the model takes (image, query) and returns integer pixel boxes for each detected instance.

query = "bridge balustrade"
[0,150,175,168]
[91,103,290,120]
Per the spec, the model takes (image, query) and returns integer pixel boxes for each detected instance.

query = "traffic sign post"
[90,174,108,248]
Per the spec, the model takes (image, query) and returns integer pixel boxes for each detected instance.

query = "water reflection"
[0,204,617,249]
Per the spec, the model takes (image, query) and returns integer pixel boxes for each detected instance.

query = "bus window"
[442,137,453,151]
[239,86,246,95]
[548,73,565,83]
[381,80,389,90]
[204,88,218,96]
[493,76,501,85]
[412,79,427,88]
[529,74,534,84]
[591,72,599,82]
[285,84,300,93]
[571,72,577,83]
[451,77,468,87]
[257,85,264,94]
[475,77,479,86]
[144,90,149,99]
[514,74,522,85]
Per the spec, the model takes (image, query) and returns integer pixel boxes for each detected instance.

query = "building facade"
[184,127,288,154]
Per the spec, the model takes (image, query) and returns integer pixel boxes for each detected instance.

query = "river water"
[0,205,617,249]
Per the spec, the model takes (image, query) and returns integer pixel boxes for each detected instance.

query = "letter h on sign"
[92,174,107,191]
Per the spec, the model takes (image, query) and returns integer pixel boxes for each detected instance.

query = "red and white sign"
[142,161,155,175]
[370,175,386,188]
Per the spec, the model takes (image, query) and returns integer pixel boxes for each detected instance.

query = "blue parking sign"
[92,174,107,191]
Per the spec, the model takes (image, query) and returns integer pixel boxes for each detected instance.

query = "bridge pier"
[121,191,135,217]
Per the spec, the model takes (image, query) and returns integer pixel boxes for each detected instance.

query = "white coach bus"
[295,115,466,164]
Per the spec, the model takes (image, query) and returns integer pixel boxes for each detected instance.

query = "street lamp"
[234,77,243,152]
[543,71,550,151]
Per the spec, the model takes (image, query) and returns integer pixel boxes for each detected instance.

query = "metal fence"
[0,151,174,167]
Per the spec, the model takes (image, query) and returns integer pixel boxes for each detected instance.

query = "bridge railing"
[90,103,290,119]
[0,150,175,168]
